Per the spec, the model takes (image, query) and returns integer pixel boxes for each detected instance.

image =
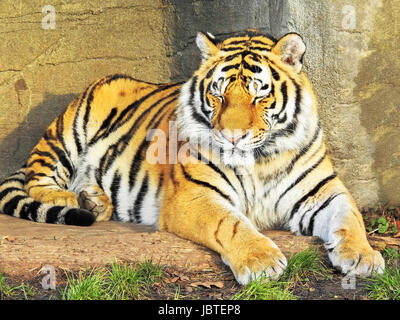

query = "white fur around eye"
[249,79,261,95]
[211,78,228,98]
[250,79,271,104]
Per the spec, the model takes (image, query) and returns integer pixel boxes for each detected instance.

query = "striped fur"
[0,30,384,284]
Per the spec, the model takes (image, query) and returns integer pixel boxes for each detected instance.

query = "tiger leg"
[24,122,79,208]
[160,171,287,285]
[25,164,78,207]
[290,178,384,276]
[78,185,113,222]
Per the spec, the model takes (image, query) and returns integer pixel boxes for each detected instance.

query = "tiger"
[0,29,384,285]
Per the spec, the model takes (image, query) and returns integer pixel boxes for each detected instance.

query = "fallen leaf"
[185,286,193,293]
[211,281,224,289]
[191,281,210,288]
[170,277,179,283]
[179,275,190,282]
[190,281,224,289]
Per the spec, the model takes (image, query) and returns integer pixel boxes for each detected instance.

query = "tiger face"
[178,30,314,167]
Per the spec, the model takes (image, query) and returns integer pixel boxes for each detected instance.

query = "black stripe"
[82,80,101,142]
[0,178,25,186]
[289,173,337,220]
[275,81,288,122]
[189,76,198,98]
[25,171,47,183]
[73,86,90,154]
[224,40,246,46]
[110,172,122,220]
[191,109,213,129]
[250,39,273,46]
[293,81,302,115]
[132,173,149,223]
[286,125,321,175]
[155,172,164,199]
[221,63,240,72]
[303,193,343,235]
[145,96,177,129]
[27,159,56,171]
[242,60,262,73]
[128,105,175,190]
[30,150,57,163]
[46,206,63,223]
[206,65,217,79]
[275,152,327,212]
[224,52,242,62]
[20,200,41,221]
[249,46,271,51]
[106,83,180,138]
[9,169,26,176]
[269,66,280,81]
[89,107,118,145]
[56,115,69,157]
[98,89,179,178]
[3,195,27,216]
[0,187,24,201]
[27,173,63,189]
[221,46,245,52]
[104,74,135,86]
[46,141,74,178]
[188,77,212,129]
[199,79,212,119]
[277,113,287,124]
[169,166,177,189]
[180,164,234,206]
[266,80,302,142]
[234,171,248,213]
[196,151,238,195]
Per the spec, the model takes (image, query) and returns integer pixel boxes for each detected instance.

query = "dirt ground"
[0,262,372,300]
[0,215,317,278]
[0,214,397,300]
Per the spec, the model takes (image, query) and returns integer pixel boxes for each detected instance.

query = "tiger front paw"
[327,237,385,276]
[222,237,287,285]
[78,186,113,222]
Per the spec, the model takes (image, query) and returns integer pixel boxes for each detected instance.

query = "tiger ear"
[272,33,306,73]
[196,32,219,61]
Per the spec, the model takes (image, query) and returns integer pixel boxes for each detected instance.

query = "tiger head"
[177,29,318,167]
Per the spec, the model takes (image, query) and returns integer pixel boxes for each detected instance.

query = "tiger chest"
[233,167,290,230]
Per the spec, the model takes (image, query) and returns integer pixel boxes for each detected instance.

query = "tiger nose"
[220,131,248,144]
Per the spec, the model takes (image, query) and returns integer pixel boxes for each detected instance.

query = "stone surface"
[0,215,318,277]
[0,0,399,208]
[0,0,174,179]
[1,214,393,277]
[286,0,400,207]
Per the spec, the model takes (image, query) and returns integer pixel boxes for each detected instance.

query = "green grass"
[4,246,398,300]
[232,277,296,300]
[0,273,38,299]
[233,247,330,300]
[366,248,400,300]
[281,247,331,283]
[61,260,164,300]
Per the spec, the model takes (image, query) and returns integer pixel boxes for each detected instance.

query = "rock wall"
[0,0,398,207]
[0,0,174,177]
[286,0,400,206]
